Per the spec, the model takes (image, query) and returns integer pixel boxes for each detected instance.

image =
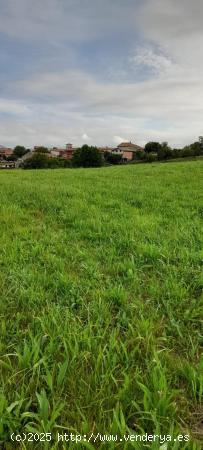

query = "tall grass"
[0,161,202,449]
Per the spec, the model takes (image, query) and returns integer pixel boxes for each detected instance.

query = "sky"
[0,0,203,148]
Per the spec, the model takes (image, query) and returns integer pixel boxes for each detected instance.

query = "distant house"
[0,160,15,169]
[0,145,13,159]
[98,146,115,154]
[114,142,144,162]
[50,143,75,160]
[50,148,60,157]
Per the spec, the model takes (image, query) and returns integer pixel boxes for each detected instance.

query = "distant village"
[0,141,144,168]
[0,137,202,169]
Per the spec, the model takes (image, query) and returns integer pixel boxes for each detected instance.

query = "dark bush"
[171,149,182,159]
[6,155,18,162]
[134,150,146,160]
[144,152,157,162]
[23,153,50,169]
[23,154,71,169]
[104,152,122,165]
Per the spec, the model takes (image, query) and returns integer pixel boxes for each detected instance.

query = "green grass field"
[0,161,203,449]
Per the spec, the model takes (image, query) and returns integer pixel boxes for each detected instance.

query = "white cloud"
[82,133,91,141]
[113,136,126,145]
[1,64,203,148]
[130,46,173,76]
[0,0,203,147]
[137,0,203,71]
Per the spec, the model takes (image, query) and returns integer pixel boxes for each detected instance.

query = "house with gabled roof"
[113,141,144,162]
[0,145,13,159]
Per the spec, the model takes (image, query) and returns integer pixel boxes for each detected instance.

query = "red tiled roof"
[118,142,143,151]
[0,147,13,155]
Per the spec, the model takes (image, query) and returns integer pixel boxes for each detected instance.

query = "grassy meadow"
[0,161,203,449]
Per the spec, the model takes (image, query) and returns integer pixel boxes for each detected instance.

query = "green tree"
[13,145,28,158]
[190,141,203,156]
[72,145,103,168]
[157,142,172,160]
[145,142,162,153]
[181,142,203,158]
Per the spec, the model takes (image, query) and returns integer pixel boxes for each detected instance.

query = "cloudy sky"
[0,0,203,148]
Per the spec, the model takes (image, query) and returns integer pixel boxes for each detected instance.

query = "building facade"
[114,142,144,161]
[50,143,75,160]
[0,146,13,159]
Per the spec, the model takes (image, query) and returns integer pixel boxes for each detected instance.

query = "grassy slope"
[0,161,203,449]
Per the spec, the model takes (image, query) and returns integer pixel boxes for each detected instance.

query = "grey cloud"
[8,68,203,117]
[0,0,138,43]
[139,0,203,37]
[0,98,29,114]
[138,0,203,68]
[0,0,202,147]
[1,65,203,148]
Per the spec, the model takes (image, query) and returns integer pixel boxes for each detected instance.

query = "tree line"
[143,138,203,162]
[3,138,203,169]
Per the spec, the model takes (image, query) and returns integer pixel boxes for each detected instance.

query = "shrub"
[23,153,50,169]
[104,152,122,165]
[144,152,157,162]
[61,159,71,168]
[6,155,18,162]
[134,150,146,160]
[23,154,71,169]
[171,149,182,159]
[34,146,50,154]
